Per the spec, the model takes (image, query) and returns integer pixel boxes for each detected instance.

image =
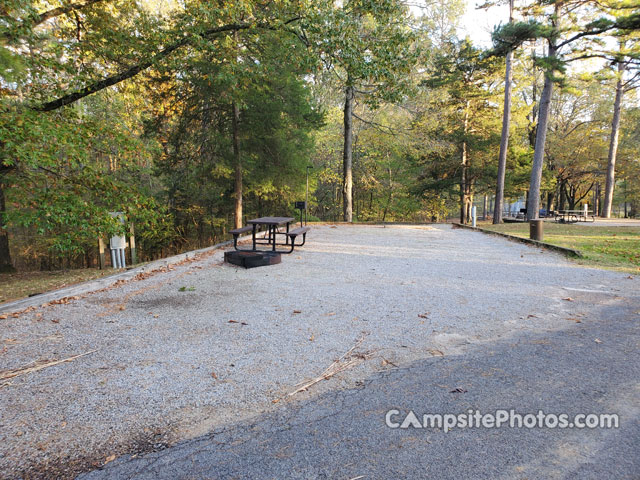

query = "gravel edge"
[0,235,255,315]
[452,223,583,258]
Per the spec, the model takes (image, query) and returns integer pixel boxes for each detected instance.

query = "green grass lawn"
[0,268,110,305]
[480,222,640,273]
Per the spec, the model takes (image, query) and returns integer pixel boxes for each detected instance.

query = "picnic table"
[229,216,310,253]
[248,216,295,251]
[554,210,596,224]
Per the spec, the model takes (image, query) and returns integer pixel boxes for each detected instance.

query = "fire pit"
[224,250,282,269]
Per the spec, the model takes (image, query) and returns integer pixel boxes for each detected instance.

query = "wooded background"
[1,0,639,271]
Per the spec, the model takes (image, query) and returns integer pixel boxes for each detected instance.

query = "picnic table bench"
[286,226,310,249]
[229,225,253,249]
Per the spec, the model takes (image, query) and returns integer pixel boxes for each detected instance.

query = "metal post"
[305,165,313,226]
[471,206,477,227]
[129,224,137,265]
[98,238,106,270]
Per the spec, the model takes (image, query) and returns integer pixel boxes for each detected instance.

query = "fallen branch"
[289,335,372,396]
[0,350,97,386]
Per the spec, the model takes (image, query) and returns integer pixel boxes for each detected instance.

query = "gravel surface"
[80,296,640,480]
[0,224,638,478]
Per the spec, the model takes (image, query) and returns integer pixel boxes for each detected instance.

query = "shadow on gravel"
[79,301,640,480]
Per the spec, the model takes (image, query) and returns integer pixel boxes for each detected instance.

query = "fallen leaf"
[594,338,602,344]
[51,319,60,324]
[153,314,159,319]
[325,312,336,316]
[272,398,280,404]
[628,276,634,279]
[105,455,116,464]
[0,314,7,320]
[381,358,398,367]
[427,348,444,357]
[118,306,125,311]
[309,333,314,342]
[563,297,574,302]
[527,314,538,318]
[293,310,302,314]
[211,371,218,379]
[567,318,581,323]
[228,320,239,324]
[418,312,430,319]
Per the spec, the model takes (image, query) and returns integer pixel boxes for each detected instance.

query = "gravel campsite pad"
[0,224,638,478]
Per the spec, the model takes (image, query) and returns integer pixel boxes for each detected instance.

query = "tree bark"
[493,0,514,225]
[460,101,470,224]
[342,85,354,223]
[0,181,14,272]
[527,43,556,221]
[232,101,243,229]
[483,194,488,220]
[602,60,625,218]
[382,165,392,222]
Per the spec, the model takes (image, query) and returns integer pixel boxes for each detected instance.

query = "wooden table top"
[247,217,295,225]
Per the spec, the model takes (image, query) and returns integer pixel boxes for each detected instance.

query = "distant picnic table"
[555,210,596,224]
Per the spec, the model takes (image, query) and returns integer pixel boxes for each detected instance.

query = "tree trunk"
[460,101,471,224]
[0,181,14,272]
[493,0,514,225]
[382,165,392,222]
[483,194,488,220]
[568,184,576,210]
[232,101,243,229]
[527,43,556,221]
[602,60,625,218]
[342,85,354,222]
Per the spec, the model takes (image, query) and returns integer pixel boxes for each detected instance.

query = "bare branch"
[36,18,302,111]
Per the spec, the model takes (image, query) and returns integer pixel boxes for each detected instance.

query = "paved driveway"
[0,225,638,479]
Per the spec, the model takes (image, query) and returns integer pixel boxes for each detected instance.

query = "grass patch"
[0,268,109,305]
[480,222,640,273]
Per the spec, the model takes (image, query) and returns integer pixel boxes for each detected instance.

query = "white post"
[472,206,477,227]
[583,203,588,219]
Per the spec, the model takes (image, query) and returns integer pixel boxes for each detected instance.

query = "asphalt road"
[80,292,640,480]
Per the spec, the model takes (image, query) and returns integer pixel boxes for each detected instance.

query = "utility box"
[109,212,127,268]
[109,234,126,250]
